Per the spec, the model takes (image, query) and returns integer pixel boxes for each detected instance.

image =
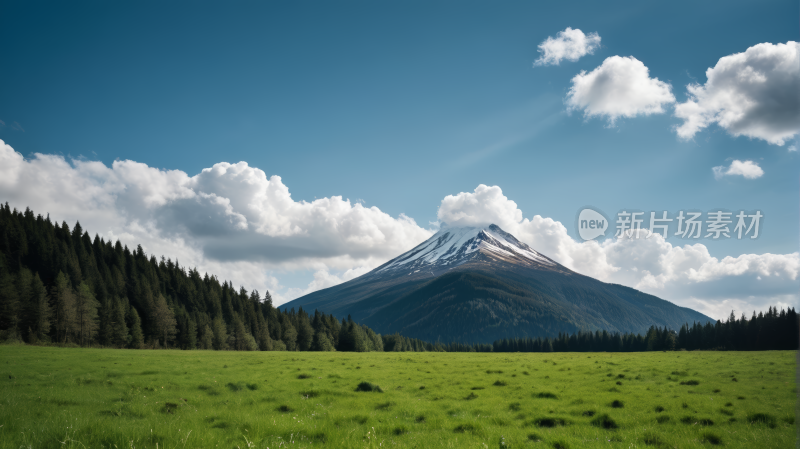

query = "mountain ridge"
[282,224,713,343]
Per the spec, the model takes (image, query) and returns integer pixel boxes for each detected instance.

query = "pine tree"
[152,293,177,348]
[311,331,335,351]
[111,298,129,347]
[0,270,20,339]
[28,273,51,342]
[50,272,76,343]
[128,307,144,349]
[255,313,272,351]
[199,324,214,350]
[75,282,100,346]
[211,316,228,350]
[280,315,298,351]
[296,315,314,351]
[184,317,197,350]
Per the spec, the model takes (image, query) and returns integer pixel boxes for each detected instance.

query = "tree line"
[0,203,796,353]
[0,203,393,352]
[493,307,798,352]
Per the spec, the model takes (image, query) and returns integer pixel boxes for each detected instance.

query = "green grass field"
[0,346,795,448]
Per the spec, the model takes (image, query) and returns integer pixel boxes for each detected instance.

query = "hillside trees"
[0,203,391,352]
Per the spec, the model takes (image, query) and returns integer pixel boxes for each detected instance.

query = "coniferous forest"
[0,203,796,353]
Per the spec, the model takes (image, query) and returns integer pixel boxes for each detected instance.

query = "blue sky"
[0,0,797,318]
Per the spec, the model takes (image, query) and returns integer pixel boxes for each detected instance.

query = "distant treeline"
[0,203,796,353]
[494,307,798,352]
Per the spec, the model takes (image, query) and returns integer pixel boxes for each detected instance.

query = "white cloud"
[675,41,800,146]
[712,160,764,180]
[788,145,797,152]
[436,185,799,319]
[0,140,433,304]
[284,266,371,301]
[566,56,675,125]
[533,27,601,66]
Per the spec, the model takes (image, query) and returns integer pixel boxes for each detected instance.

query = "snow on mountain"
[377,224,557,273]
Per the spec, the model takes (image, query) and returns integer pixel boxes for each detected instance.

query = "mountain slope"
[282,224,713,343]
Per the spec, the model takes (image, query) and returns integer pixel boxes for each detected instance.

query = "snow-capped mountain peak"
[377,224,557,273]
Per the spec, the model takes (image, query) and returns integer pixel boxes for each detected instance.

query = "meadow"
[0,346,795,448]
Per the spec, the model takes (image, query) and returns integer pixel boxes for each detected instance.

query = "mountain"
[281,224,713,344]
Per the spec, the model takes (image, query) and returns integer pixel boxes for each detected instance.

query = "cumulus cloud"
[0,140,432,304]
[533,27,601,66]
[566,56,675,125]
[712,160,764,180]
[436,185,799,319]
[789,145,797,152]
[675,41,800,146]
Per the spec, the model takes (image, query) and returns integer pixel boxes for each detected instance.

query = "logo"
[577,208,608,241]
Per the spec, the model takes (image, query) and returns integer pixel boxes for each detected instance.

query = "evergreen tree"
[211,316,228,350]
[0,269,20,339]
[74,282,100,346]
[152,293,177,348]
[27,273,51,342]
[311,331,335,351]
[280,314,298,351]
[199,324,213,350]
[50,272,76,344]
[108,298,129,347]
[295,314,314,351]
[128,307,144,349]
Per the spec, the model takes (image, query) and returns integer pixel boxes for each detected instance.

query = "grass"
[0,346,795,448]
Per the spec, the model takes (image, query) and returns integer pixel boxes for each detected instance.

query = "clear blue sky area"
[1,0,797,257]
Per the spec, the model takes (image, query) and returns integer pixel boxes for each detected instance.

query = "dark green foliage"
[535,392,558,399]
[680,416,714,425]
[277,405,293,413]
[464,392,478,400]
[355,382,382,392]
[654,406,665,412]
[0,204,385,352]
[161,402,178,414]
[591,414,618,429]
[581,410,595,417]
[311,331,334,351]
[533,417,568,428]
[297,373,312,379]
[679,380,699,386]
[655,416,670,424]
[611,400,624,408]
[492,380,507,386]
[492,308,798,352]
[453,423,478,433]
[747,413,777,428]
[701,432,722,445]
